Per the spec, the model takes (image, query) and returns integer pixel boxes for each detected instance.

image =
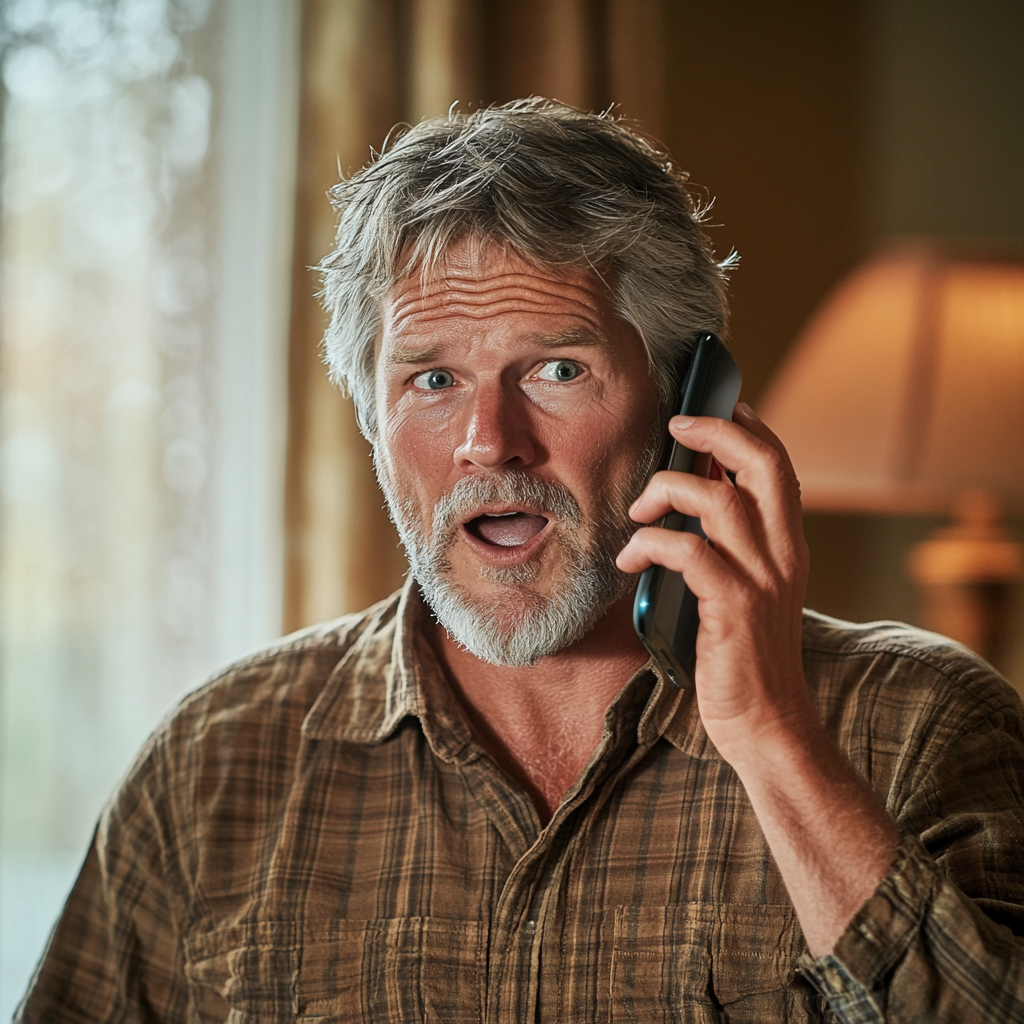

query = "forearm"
[725,717,899,956]
[799,832,1024,1023]
[620,407,1024,1015]
[724,708,1024,1022]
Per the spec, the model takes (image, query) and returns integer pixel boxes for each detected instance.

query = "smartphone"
[633,332,742,688]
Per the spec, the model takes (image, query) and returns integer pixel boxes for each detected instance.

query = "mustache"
[430,470,585,548]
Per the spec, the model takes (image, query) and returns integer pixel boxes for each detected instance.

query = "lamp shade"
[759,242,1024,513]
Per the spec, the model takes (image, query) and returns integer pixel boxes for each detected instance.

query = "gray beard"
[375,446,660,667]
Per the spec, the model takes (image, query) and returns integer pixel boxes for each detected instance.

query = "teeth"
[484,511,518,517]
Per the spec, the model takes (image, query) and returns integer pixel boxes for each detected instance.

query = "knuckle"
[651,470,680,497]
[666,528,704,567]
[714,479,743,515]
[633,525,662,548]
[764,446,789,483]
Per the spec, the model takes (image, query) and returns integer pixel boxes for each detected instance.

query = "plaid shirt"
[18,583,1024,1023]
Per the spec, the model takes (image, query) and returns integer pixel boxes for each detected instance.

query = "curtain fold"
[285,0,404,629]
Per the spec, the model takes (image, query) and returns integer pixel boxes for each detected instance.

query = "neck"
[428,590,650,824]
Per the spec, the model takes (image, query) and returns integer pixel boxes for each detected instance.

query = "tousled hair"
[319,97,736,440]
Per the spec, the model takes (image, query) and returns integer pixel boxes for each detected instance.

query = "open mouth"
[464,510,550,548]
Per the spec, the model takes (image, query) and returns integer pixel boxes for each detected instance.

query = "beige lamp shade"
[758,242,1024,514]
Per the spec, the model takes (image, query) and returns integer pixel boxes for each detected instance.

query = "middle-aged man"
[19,99,1024,1023]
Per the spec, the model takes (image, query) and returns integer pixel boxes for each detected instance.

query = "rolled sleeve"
[799,833,1024,1023]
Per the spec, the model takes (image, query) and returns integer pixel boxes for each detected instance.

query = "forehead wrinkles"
[385,271,605,333]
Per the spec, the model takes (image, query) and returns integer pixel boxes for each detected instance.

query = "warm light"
[759,241,1024,663]
[759,242,1024,514]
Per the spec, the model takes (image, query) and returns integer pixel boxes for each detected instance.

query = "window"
[0,0,297,1013]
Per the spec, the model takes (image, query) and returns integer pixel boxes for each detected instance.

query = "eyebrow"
[385,342,445,366]
[385,328,608,366]
[534,328,607,350]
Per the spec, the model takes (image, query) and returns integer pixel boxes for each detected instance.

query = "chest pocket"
[298,917,483,1023]
[185,921,298,1023]
[184,918,482,1023]
[610,905,828,1024]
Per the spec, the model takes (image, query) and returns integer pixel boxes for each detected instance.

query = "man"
[19,99,1024,1022]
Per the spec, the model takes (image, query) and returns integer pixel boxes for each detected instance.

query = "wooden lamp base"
[907,491,1024,666]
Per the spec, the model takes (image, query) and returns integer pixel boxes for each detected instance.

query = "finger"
[664,405,789,472]
[629,470,764,577]
[618,527,759,646]
[733,404,809,574]
[666,410,804,570]
[616,525,733,602]
[733,401,787,450]
[666,411,791,499]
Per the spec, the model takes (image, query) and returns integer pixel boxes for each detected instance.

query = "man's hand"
[618,402,811,757]
[616,403,899,956]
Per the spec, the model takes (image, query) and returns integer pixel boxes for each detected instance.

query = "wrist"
[703,694,826,777]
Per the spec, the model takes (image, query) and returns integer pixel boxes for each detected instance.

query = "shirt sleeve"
[798,658,1024,1023]
[14,730,191,1024]
[798,833,1024,1022]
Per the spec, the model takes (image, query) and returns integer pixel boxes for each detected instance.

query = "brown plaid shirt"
[18,583,1024,1023]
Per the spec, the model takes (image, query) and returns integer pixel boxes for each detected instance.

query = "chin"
[419,567,631,668]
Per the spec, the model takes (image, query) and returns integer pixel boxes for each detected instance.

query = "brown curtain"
[283,0,668,630]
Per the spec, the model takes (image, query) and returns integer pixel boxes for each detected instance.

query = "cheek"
[546,418,635,501]
[379,398,459,493]
[568,391,661,491]
[580,386,660,454]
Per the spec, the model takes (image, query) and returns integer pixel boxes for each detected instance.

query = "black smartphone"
[633,332,742,688]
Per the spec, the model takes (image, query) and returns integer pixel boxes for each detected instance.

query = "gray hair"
[319,97,736,440]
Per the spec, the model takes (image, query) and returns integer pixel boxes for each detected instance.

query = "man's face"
[374,237,662,665]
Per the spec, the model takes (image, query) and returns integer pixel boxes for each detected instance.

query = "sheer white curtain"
[0,0,298,1013]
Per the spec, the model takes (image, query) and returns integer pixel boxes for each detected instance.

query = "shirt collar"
[302,578,418,744]
[303,577,718,762]
[302,578,477,762]
[632,660,716,760]
[657,675,716,758]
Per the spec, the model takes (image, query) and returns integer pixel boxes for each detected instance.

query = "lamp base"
[907,491,1024,665]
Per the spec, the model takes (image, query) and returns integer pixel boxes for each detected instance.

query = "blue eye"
[537,359,583,383]
[413,369,455,390]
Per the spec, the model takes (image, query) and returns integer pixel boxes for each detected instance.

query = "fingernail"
[672,415,696,429]
[736,402,756,418]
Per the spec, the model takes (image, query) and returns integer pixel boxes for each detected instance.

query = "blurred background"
[1,0,1022,1013]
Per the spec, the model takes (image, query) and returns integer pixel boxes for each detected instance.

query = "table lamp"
[758,240,1024,663]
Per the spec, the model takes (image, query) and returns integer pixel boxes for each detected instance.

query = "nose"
[453,382,536,471]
